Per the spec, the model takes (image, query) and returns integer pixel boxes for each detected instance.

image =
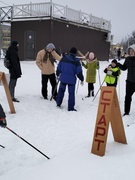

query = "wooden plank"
[110,88,127,144]
[91,86,127,156]
[91,86,112,156]
[0,72,16,114]
[77,50,89,59]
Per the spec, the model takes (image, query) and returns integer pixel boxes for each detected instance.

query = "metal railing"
[0,2,111,32]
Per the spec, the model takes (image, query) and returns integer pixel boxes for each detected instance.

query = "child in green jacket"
[82,52,99,97]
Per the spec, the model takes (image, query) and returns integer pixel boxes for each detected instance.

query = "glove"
[0,118,7,128]
[107,70,112,75]
[80,81,84,86]
[81,62,85,66]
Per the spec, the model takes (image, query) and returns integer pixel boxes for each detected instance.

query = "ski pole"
[98,69,101,87]
[76,79,80,94]
[92,79,105,102]
[50,78,60,101]
[0,144,5,148]
[6,127,50,159]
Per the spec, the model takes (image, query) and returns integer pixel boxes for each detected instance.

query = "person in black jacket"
[7,41,22,102]
[118,44,135,116]
[0,104,7,128]
[117,48,121,61]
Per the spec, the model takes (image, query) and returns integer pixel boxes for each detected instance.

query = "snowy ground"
[0,58,135,180]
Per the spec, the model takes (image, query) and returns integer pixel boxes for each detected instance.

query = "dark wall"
[11,19,110,61]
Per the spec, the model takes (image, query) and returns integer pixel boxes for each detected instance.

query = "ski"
[82,96,91,100]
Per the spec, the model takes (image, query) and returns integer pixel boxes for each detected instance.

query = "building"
[1,24,11,51]
[0,2,112,61]
[110,43,124,59]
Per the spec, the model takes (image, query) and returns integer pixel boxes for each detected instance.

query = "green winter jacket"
[82,58,99,83]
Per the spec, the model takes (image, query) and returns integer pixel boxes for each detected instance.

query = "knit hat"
[11,41,18,46]
[128,44,135,54]
[69,47,77,54]
[46,43,55,50]
[111,59,117,65]
[89,52,94,60]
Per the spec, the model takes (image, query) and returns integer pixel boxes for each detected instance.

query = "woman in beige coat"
[36,43,61,100]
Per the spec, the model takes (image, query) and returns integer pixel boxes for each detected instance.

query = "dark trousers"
[124,81,135,114]
[57,82,75,110]
[106,83,117,87]
[88,83,94,96]
[41,73,57,98]
[9,79,17,98]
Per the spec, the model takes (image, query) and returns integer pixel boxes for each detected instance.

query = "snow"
[0,50,4,59]
[0,58,135,180]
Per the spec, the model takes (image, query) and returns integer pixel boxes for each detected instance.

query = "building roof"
[0,2,111,32]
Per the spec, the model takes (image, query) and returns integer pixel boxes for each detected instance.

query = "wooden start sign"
[91,86,127,156]
[0,72,15,114]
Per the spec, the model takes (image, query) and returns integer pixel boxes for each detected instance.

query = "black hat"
[69,47,77,54]
[11,41,18,46]
[111,59,117,65]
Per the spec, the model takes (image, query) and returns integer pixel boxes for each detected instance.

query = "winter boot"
[85,92,91,98]
[12,98,20,102]
[85,95,90,98]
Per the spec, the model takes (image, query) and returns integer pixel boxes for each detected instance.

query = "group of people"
[36,44,100,111]
[103,44,135,116]
[36,43,135,115]
[1,42,135,129]
[35,42,135,115]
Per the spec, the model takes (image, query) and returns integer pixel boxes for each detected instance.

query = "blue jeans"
[57,82,75,110]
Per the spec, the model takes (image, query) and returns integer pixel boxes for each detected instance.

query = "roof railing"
[0,2,111,32]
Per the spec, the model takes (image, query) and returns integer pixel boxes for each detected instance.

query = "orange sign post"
[0,72,16,114]
[91,86,127,156]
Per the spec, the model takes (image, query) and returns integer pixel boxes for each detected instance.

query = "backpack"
[4,51,11,69]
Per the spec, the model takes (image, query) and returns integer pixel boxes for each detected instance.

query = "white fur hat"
[128,44,135,54]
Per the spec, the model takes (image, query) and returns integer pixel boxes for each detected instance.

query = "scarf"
[43,49,55,66]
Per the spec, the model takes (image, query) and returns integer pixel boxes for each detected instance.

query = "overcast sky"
[0,0,134,44]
